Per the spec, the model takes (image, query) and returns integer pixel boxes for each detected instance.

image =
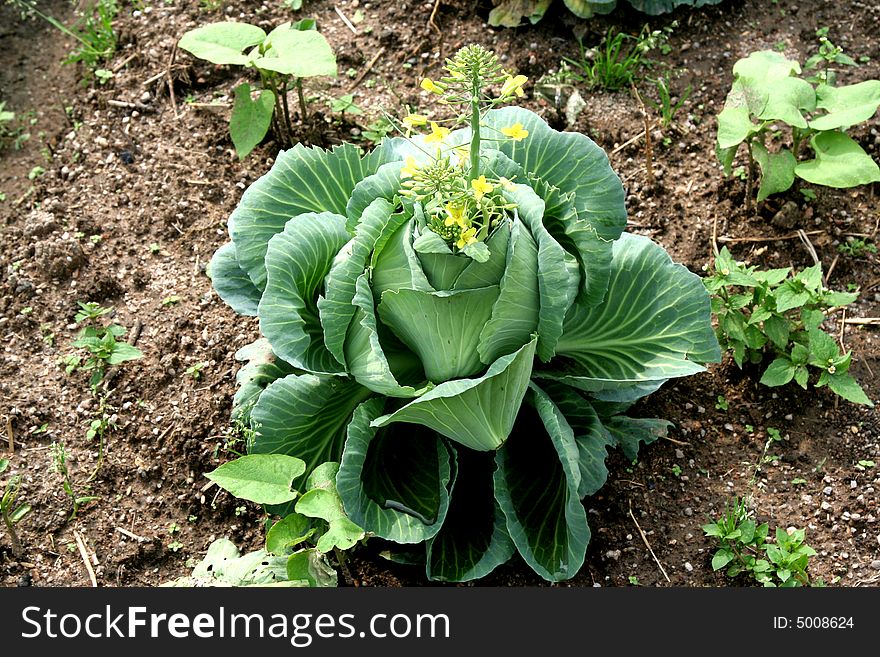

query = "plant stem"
[295,78,308,126]
[469,82,481,181]
[2,506,24,558]
[745,139,754,212]
[280,76,294,145]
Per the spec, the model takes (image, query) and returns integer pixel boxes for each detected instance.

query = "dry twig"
[73,530,98,587]
[629,505,670,583]
[797,229,819,265]
[334,6,358,35]
[347,46,386,93]
[631,85,654,186]
[717,230,823,244]
[5,416,13,455]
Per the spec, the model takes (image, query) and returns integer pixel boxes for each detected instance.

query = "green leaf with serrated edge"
[372,337,537,452]
[604,416,671,462]
[483,107,626,243]
[477,218,540,364]
[797,263,822,291]
[807,327,838,366]
[378,286,499,381]
[801,308,824,330]
[795,132,880,188]
[794,366,809,389]
[107,343,143,365]
[346,161,406,233]
[285,549,338,587]
[529,176,614,307]
[554,233,720,385]
[763,315,790,350]
[453,224,510,290]
[317,199,399,366]
[754,268,791,286]
[760,358,796,387]
[206,454,305,505]
[749,307,772,325]
[425,446,516,582]
[230,84,274,160]
[252,24,336,78]
[371,219,433,297]
[295,462,365,553]
[208,242,262,316]
[822,291,858,307]
[337,398,452,543]
[791,342,809,364]
[229,143,390,290]
[774,282,810,313]
[503,183,579,362]
[259,212,348,374]
[250,373,373,483]
[494,384,589,582]
[344,274,426,397]
[266,513,315,554]
[541,383,614,498]
[232,338,297,424]
[809,81,880,131]
[178,22,266,66]
[752,142,796,202]
[412,230,452,255]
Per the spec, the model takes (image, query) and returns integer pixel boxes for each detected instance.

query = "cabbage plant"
[209,45,719,582]
[489,0,723,26]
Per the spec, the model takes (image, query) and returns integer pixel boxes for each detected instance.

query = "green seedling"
[178,18,337,157]
[646,73,691,129]
[715,395,729,411]
[837,238,876,258]
[328,93,363,118]
[185,362,208,380]
[1,459,32,558]
[705,247,872,406]
[805,27,857,86]
[52,442,98,519]
[716,49,880,206]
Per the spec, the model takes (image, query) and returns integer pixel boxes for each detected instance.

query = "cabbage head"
[209,96,719,582]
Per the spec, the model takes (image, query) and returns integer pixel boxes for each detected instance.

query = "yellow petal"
[403,113,428,128]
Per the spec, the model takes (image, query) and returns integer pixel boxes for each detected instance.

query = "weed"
[805,27,857,85]
[646,73,691,129]
[185,362,207,380]
[162,295,181,306]
[51,442,98,519]
[1,459,32,558]
[360,116,394,143]
[715,395,729,411]
[837,238,876,258]
[328,93,363,118]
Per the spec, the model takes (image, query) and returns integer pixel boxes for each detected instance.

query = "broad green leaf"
[250,372,373,481]
[774,281,811,312]
[795,131,880,188]
[178,22,266,66]
[337,399,452,543]
[725,52,815,128]
[752,142,796,202]
[712,549,735,571]
[533,373,666,404]
[494,385,589,582]
[763,315,790,350]
[604,416,671,462]
[716,143,738,177]
[230,84,274,159]
[413,230,453,255]
[372,337,537,451]
[252,24,337,78]
[488,0,552,26]
[229,143,382,290]
[555,233,720,383]
[822,291,858,307]
[266,513,315,554]
[478,218,540,364]
[260,212,349,374]
[542,384,614,498]
[317,199,400,365]
[483,106,626,243]
[344,274,426,397]
[371,219,433,297]
[809,81,880,131]
[453,223,510,290]
[107,342,143,365]
[231,338,297,424]
[425,446,515,581]
[504,183,579,362]
[0,459,8,474]
[564,0,616,17]
[295,462,366,553]
[461,241,491,263]
[418,252,472,290]
[794,366,809,389]
[530,176,613,307]
[378,285,499,381]
[627,0,723,14]
[286,549,338,587]
[165,539,300,587]
[821,372,872,405]
[716,105,759,150]
[346,161,405,233]
[760,358,796,387]
[206,454,306,505]
[807,327,838,366]
[208,242,262,316]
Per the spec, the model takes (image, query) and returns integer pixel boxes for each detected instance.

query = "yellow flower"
[500,74,528,98]
[471,175,494,201]
[456,227,478,249]
[400,156,419,179]
[444,203,467,228]
[420,78,445,95]
[402,113,428,129]
[500,123,529,142]
[424,122,451,144]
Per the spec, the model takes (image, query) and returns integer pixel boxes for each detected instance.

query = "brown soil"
[1,0,878,588]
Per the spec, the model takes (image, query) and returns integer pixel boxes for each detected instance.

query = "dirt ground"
[1,0,878,588]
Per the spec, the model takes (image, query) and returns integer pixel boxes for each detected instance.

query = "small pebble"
[823,486,833,496]
[684,562,694,572]
[871,560,880,571]
[675,449,685,459]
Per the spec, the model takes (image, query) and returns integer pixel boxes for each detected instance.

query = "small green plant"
[627,575,640,586]
[360,116,394,142]
[178,19,337,157]
[837,238,876,258]
[161,295,181,306]
[328,93,363,118]
[703,498,821,587]
[646,73,691,129]
[62,301,143,389]
[28,166,45,180]
[51,442,98,519]
[716,50,880,204]
[715,395,729,411]
[149,242,161,254]
[805,27,857,86]
[168,540,184,552]
[562,25,672,92]
[705,247,872,406]
[1,459,32,558]
[185,362,208,380]
[670,464,682,477]
[856,459,875,469]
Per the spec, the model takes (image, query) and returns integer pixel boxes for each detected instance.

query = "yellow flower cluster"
[443,203,477,249]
